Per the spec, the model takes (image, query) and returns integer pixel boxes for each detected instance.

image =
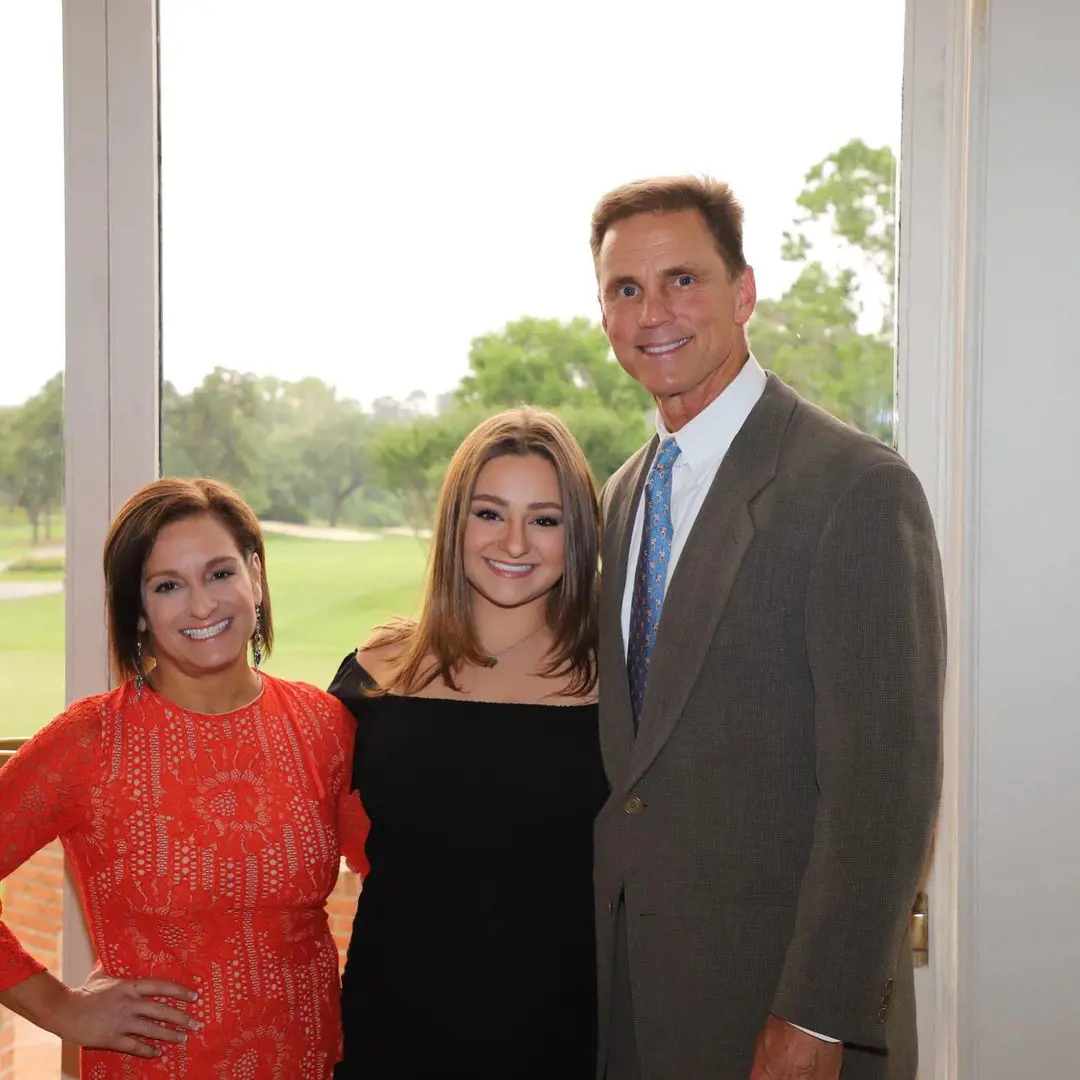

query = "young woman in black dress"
[329,408,607,1079]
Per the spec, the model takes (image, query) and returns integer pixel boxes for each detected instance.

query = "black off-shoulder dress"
[329,654,608,1080]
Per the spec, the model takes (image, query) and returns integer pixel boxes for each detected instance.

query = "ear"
[734,266,757,327]
[249,552,264,608]
[137,615,147,634]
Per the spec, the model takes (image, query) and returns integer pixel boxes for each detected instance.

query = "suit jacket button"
[623,795,644,814]
[607,899,615,916]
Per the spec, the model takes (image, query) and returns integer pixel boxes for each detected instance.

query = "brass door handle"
[910,890,929,967]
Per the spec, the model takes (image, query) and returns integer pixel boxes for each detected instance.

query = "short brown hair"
[369,408,599,697]
[590,175,747,277]
[103,477,272,683]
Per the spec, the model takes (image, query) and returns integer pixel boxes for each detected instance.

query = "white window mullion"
[61,2,160,1076]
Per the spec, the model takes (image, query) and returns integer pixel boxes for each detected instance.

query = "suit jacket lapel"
[627,376,798,789]
[598,437,657,787]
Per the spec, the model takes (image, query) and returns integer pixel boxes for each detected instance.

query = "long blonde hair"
[368,408,599,696]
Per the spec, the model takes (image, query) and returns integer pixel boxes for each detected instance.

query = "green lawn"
[0,513,65,565]
[0,533,427,740]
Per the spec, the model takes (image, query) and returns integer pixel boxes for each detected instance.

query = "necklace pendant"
[482,655,498,668]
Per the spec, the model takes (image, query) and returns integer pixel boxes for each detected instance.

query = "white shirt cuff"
[790,1023,841,1043]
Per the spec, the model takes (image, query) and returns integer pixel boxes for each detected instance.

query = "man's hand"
[748,1015,843,1079]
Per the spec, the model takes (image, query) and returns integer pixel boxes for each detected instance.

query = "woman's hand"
[54,969,201,1059]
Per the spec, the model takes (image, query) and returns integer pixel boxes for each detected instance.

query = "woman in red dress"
[0,477,366,1078]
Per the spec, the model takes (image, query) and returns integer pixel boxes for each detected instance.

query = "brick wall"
[0,841,64,1080]
[329,866,361,971]
[0,995,11,1080]
[1,842,64,976]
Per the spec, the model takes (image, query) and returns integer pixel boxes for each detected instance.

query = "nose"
[638,290,674,329]
[188,582,217,621]
[499,517,529,559]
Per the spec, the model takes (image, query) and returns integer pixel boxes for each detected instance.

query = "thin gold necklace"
[480,624,545,668]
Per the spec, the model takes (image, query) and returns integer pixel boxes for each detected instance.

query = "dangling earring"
[251,607,264,669]
[134,640,145,699]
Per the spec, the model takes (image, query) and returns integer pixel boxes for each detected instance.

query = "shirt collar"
[655,354,768,474]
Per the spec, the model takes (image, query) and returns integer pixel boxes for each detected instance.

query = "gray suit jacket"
[595,374,945,1080]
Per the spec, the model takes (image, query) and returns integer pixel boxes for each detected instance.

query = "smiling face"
[140,513,263,683]
[598,208,756,430]
[462,452,567,611]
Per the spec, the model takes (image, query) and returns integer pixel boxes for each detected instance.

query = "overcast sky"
[1,0,903,409]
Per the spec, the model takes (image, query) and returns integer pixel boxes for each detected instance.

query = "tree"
[163,371,404,527]
[371,396,416,424]
[781,138,897,331]
[0,374,64,544]
[370,408,484,534]
[553,403,654,487]
[752,266,893,440]
[255,376,352,523]
[369,317,656,531]
[296,405,376,528]
[456,316,652,416]
[162,368,269,507]
[450,315,652,485]
[753,138,897,442]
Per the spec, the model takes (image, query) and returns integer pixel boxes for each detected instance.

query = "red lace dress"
[0,674,369,1079]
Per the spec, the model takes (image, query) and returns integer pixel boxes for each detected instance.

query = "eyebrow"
[145,555,240,581]
[665,264,705,278]
[471,494,563,511]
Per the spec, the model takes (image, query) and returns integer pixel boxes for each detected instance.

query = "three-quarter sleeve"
[0,700,100,991]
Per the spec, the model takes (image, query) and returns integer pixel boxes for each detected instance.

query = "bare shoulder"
[355,641,401,687]
[540,672,600,707]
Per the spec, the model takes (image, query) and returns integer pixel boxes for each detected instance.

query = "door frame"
[896,0,990,1075]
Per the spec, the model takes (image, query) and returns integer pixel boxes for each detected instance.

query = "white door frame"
[896,0,989,1076]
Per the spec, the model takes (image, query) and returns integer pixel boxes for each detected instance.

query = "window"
[158,0,905,692]
[0,3,65,1073]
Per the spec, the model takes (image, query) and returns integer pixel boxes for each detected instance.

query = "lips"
[485,558,535,577]
[639,336,692,356]
[181,617,231,641]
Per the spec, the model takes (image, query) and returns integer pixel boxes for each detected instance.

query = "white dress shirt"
[619,354,839,1045]
[620,355,767,650]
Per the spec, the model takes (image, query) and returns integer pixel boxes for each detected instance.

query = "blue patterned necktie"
[627,438,682,726]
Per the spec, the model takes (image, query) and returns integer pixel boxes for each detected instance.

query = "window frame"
[55,1,984,1077]
[60,2,160,1074]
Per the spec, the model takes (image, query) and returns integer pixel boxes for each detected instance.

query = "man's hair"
[103,477,272,683]
[590,175,747,278]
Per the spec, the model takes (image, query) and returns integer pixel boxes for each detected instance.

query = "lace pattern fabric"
[0,674,367,1078]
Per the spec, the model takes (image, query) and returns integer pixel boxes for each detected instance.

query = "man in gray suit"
[590,176,945,1080]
